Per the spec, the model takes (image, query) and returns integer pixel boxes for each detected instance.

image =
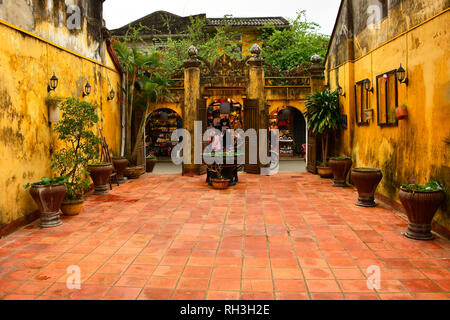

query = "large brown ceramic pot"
[112,157,129,184]
[88,163,114,195]
[399,187,445,240]
[317,166,333,178]
[351,168,383,207]
[329,157,353,187]
[146,158,157,173]
[61,200,84,216]
[29,184,66,228]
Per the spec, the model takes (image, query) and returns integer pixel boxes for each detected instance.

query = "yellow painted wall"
[0,21,122,227]
[326,11,450,230]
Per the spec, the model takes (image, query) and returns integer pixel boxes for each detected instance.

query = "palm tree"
[113,39,172,164]
[304,89,341,165]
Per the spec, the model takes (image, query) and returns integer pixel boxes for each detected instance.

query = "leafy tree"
[304,89,341,165]
[260,10,330,71]
[51,98,101,201]
[112,28,172,164]
[153,15,243,73]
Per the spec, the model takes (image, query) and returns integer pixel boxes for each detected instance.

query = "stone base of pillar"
[182,164,206,176]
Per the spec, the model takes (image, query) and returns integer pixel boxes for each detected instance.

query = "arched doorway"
[145,108,183,159]
[269,106,307,159]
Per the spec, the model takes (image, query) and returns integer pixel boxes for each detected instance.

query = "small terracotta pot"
[61,200,84,216]
[399,187,444,240]
[29,184,66,228]
[112,157,129,184]
[317,166,333,178]
[88,163,114,195]
[329,158,353,187]
[395,107,408,120]
[146,158,157,173]
[351,168,383,207]
[211,179,230,190]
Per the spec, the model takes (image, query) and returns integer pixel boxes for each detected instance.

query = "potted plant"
[317,162,333,178]
[399,181,445,240]
[395,104,408,120]
[51,98,101,215]
[124,165,145,179]
[209,164,231,190]
[112,156,129,184]
[329,156,353,187]
[304,89,342,175]
[88,162,114,195]
[351,168,383,207]
[24,177,67,228]
[146,154,157,173]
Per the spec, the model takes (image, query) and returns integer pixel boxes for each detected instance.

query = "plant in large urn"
[51,98,101,215]
[24,177,68,228]
[399,181,445,240]
[88,162,114,195]
[304,89,342,176]
[146,154,157,173]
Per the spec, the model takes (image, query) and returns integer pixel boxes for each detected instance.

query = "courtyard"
[1,172,448,300]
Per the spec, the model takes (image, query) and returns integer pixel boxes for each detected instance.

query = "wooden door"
[244,99,260,174]
[306,130,317,174]
[197,99,207,175]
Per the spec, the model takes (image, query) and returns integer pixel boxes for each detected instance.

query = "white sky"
[104,0,342,35]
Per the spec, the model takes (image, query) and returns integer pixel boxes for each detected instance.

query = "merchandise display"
[145,109,183,158]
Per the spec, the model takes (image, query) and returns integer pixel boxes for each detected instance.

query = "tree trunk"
[322,133,329,165]
[130,104,150,162]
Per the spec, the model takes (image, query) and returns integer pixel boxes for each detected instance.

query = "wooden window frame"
[354,79,369,126]
[376,70,399,127]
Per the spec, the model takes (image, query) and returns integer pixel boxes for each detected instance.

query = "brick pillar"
[309,54,326,93]
[182,46,202,176]
[247,44,266,130]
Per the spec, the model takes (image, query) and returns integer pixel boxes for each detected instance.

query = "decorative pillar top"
[309,54,325,79]
[248,43,264,67]
[183,45,201,68]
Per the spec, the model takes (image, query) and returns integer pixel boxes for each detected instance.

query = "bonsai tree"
[304,89,341,166]
[51,98,101,201]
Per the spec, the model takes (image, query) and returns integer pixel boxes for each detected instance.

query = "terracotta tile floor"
[0,172,449,300]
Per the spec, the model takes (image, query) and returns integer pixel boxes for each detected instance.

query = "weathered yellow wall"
[0,21,122,227]
[327,11,450,230]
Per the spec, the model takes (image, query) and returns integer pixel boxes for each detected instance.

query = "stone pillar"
[309,54,326,93]
[182,46,201,176]
[247,44,266,130]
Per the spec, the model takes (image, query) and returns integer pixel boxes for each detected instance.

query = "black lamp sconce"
[107,89,115,101]
[396,64,409,86]
[82,81,91,97]
[337,84,346,97]
[364,79,374,93]
[47,73,59,92]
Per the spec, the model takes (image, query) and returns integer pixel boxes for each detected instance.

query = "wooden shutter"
[306,130,317,174]
[244,99,260,174]
[197,99,207,175]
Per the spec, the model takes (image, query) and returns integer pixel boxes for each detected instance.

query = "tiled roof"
[110,12,290,36]
[206,17,290,27]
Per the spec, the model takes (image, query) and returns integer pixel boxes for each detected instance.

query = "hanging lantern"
[278,108,291,121]
[160,111,169,121]
[220,102,231,114]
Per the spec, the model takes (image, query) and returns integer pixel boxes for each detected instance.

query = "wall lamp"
[364,79,374,93]
[396,64,409,86]
[337,85,346,97]
[107,89,115,101]
[82,81,91,97]
[47,73,59,92]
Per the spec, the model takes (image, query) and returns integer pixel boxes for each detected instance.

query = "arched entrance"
[269,106,307,159]
[145,108,183,159]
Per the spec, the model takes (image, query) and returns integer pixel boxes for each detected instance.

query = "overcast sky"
[104,0,342,35]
